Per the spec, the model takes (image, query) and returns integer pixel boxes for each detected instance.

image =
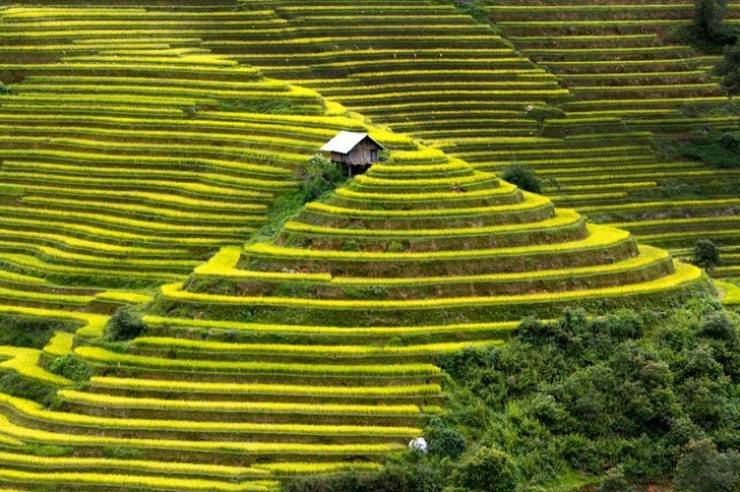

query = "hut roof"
[320,131,385,155]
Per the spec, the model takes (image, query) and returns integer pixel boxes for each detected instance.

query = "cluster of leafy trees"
[689,0,740,97]
[287,299,739,491]
[300,154,345,202]
[693,0,735,46]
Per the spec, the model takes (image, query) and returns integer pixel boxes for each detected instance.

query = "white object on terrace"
[409,437,428,453]
[320,130,384,155]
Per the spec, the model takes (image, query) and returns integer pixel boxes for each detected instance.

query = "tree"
[502,165,541,194]
[106,306,146,341]
[674,439,740,492]
[694,0,729,42]
[300,154,343,202]
[426,417,466,458]
[693,239,721,269]
[714,42,740,97]
[451,446,519,492]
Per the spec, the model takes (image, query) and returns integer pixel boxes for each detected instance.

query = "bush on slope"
[286,299,739,491]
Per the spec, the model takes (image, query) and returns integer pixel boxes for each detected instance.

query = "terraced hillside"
[0,1,724,491]
[188,0,738,281]
[483,0,740,280]
[63,138,702,491]
[0,3,405,315]
[487,0,740,131]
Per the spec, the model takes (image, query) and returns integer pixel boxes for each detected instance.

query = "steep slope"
[484,0,740,280]
[487,0,740,131]
[0,2,714,491]
[0,3,392,314]
[189,0,738,281]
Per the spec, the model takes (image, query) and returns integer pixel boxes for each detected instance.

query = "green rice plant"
[131,337,503,358]
[58,389,425,417]
[333,180,518,202]
[142,314,518,339]
[305,191,552,218]
[0,253,185,283]
[42,332,74,358]
[74,346,442,377]
[0,392,424,437]
[0,451,268,479]
[328,245,671,287]
[0,468,278,491]
[0,306,106,339]
[0,412,406,455]
[244,224,630,262]
[159,262,701,310]
[282,208,581,238]
[90,377,442,399]
[256,462,382,476]
[0,284,93,306]
[0,346,69,386]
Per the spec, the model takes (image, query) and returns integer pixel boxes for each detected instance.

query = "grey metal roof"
[320,131,384,154]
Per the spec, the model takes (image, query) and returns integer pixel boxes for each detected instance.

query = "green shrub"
[284,460,443,492]
[672,131,740,169]
[715,42,740,97]
[300,154,344,202]
[0,314,66,349]
[668,1,737,52]
[0,82,10,95]
[598,467,635,492]
[0,371,56,406]
[501,165,541,194]
[102,446,144,460]
[693,239,721,269]
[48,354,92,382]
[24,444,74,457]
[451,446,519,492]
[694,0,733,43]
[675,439,740,492]
[438,302,738,487]
[426,416,466,459]
[699,311,735,341]
[105,306,146,342]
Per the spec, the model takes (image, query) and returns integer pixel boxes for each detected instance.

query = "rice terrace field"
[0,0,737,491]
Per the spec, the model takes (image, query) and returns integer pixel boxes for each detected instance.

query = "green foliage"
[501,165,541,194]
[450,446,519,492]
[0,371,56,407]
[426,416,466,459]
[105,306,146,342]
[715,42,740,97]
[216,97,297,114]
[48,354,91,382]
[0,314,67,349]
[669,131,740,169]
[24,444,74,457]
[300,154,345,202]
[102,446,144,460]
[284,457,444,492]
[668,2,737,53]
[674,439,740,492]
[439,304,739,488]
[598,467,635,492]
[449,0,489,25]
[693,239,722,269]
[694,0,734,44]
[0,82,10,95]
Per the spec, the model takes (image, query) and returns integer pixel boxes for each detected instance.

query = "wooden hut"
[320,131,385,176]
